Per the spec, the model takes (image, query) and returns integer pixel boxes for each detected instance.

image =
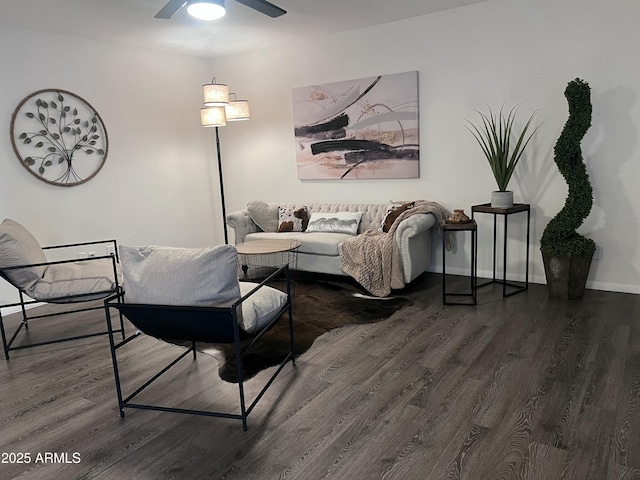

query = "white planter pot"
[491,191,514,208]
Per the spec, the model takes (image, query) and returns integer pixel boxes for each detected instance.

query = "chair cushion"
[239,281,287,334]
[0,218,47,290]
[27,259,121,302]
[119,244,241,308]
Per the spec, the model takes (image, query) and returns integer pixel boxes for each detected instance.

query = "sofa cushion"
[243,232,352,256]
[0,218,47,291]
[277,206,309,232]
[295,232,352,255]
[247,200,279,232]
[306,212,363,235]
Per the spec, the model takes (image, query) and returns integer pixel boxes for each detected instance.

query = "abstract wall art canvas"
[292,71,419,180]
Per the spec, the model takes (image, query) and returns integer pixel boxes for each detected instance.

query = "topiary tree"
[540,78,596,257]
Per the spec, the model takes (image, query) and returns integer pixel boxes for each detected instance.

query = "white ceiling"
[0,0,490,58]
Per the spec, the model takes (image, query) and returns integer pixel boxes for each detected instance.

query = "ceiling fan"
[155,0,286,20]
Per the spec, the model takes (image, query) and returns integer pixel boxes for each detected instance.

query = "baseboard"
[1,303,43,316]
[428,267,640,295]
[585,280,640,295]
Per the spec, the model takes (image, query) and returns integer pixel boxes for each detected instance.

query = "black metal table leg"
[472,203,531,298]
[442,220,477,306]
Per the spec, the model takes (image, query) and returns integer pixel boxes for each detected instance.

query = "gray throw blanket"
[340,200,452,297]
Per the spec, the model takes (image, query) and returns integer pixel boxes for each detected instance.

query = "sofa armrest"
[393,213,436,242]
[394,213,437,282]
[226,210,260,243]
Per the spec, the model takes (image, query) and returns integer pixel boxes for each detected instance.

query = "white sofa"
[226,201,441,285]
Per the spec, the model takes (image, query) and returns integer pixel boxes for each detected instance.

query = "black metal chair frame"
[104,264,295,431]
[0,239,125,360]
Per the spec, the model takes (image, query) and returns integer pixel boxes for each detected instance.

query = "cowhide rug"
[202,276,413,383]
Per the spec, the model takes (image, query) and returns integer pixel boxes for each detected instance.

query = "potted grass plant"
[467,105,540,208]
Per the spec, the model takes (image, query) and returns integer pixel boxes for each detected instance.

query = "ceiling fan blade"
[155,0,188,19]
[235,0,286,18]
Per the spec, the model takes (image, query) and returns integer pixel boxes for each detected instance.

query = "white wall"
[0,27,217,304]
[210,0,640,294]
[1,0,638,307]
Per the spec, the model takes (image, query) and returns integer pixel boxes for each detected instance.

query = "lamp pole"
[215,126,228,244]
[201,79,250,245]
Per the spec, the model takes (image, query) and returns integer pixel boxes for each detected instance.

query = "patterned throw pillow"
[277,206,310,232]
[306,212,363,235]
[380,201,415,232]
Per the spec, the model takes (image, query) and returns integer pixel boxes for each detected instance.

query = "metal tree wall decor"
[10,89,108,187]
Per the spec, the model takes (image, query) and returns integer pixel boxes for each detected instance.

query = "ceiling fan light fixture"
[187,0,226,21]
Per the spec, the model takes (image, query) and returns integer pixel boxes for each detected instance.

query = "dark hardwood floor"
[1,274,639,479]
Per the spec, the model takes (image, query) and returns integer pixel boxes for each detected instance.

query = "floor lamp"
[201,79,250,244]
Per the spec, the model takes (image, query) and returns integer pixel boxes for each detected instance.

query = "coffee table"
[235,239,301,284]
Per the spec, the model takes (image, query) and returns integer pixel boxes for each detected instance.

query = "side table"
[442,220,477,306]
[471,203,530,297]
[235,239,300,296]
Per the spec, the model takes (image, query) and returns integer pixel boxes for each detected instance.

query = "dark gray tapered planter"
[541,250,593,300]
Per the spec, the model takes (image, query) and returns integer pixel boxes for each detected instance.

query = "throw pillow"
[119,244,240,307]
[0,218,47,290]
[306,212,363,235]
[277,206,309,232]
[247,200,279,232]
[380,201,415,232]
[238,282,287,334]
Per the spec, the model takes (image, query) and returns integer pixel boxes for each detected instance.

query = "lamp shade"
[203,81,229,106]
[187,0,226,21]
[201,106,226,127]
[226,99,250,121]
